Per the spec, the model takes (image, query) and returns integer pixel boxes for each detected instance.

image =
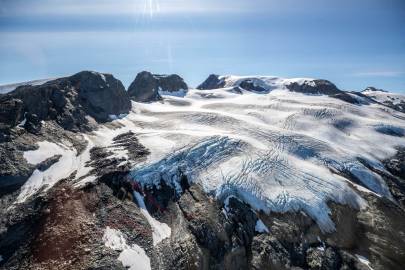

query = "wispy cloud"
[352,71,405,77]
[0,0,273,17]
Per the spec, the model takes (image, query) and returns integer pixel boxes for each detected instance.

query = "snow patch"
[356,254,374,270]
[18,137,94,203]
[91,71,107,83]
[103,226,128,251]
[103,227,151,270]
[133,191,171,246]
[255,219,269,233]
[18,115,27,127]
[23,141,65,165]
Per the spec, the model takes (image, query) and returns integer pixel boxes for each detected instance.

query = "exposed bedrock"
[0,99,23,132]
[0,71,131,132]
[128,71,188,102]
[197,74,226,90]
[285,79,341,95]
[2,161,405,270]
[285,79,365,104]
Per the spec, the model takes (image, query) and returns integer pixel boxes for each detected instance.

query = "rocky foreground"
[1,71,405,270]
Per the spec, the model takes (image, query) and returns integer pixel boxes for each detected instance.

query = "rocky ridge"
[0,71,131,134]
[128,71,188,102]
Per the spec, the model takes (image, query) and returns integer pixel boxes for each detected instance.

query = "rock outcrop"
[0,71,131,132]
[285,79,341,95]
[285,79,364,104]
[363,86,387,93]
[128,71,188,102]
[0,99,23,131]
[197,74,225,90]
[239,79,268,93]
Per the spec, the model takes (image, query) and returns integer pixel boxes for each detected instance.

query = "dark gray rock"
[239,79,268,93]
[285,79,367,104]
[330,92,362,104]
[154,74,188,93]
[362,86,387,93]
[197,74,225,90]
[128,71,161,102]
[0,142,35,196]
[384,147,405,180]
[70,71,131,122]
[250,234,291,270]
[36,155,62,172]
[1,71,131,132]
[23,113,41,134]
[128,71,188,102]
[285,79,341,95]
[0,99,23,131]
[306,247,341,270]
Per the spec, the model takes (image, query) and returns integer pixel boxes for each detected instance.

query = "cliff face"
[128,71,188,102]
[0,71,131,132]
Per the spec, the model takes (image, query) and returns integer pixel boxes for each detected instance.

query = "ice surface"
[125,80,405,232]
[103,227,151,270]
[159,88,188,97]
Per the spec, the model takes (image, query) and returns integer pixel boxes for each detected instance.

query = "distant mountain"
[1,72,405,270]
[362,86,405,113]
[127,71,188,102]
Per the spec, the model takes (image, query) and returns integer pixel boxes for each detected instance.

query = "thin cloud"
[352,71,405,77]
[0,0,278,17]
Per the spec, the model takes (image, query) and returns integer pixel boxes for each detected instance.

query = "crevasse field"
[18,76,405,232]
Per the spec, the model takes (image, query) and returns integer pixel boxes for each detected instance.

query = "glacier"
[18,75,405,232]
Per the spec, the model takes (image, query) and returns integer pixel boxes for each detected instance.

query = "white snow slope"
[362,89,405,106]
[0,79,56,94]
[18,75,405,232]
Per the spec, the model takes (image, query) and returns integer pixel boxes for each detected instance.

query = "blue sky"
[1,0,405,92]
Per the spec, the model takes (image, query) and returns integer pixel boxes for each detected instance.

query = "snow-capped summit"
[198,74,321,93]
[197,74,363,104]
[362,86,405,113]
[362,86,388,93]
